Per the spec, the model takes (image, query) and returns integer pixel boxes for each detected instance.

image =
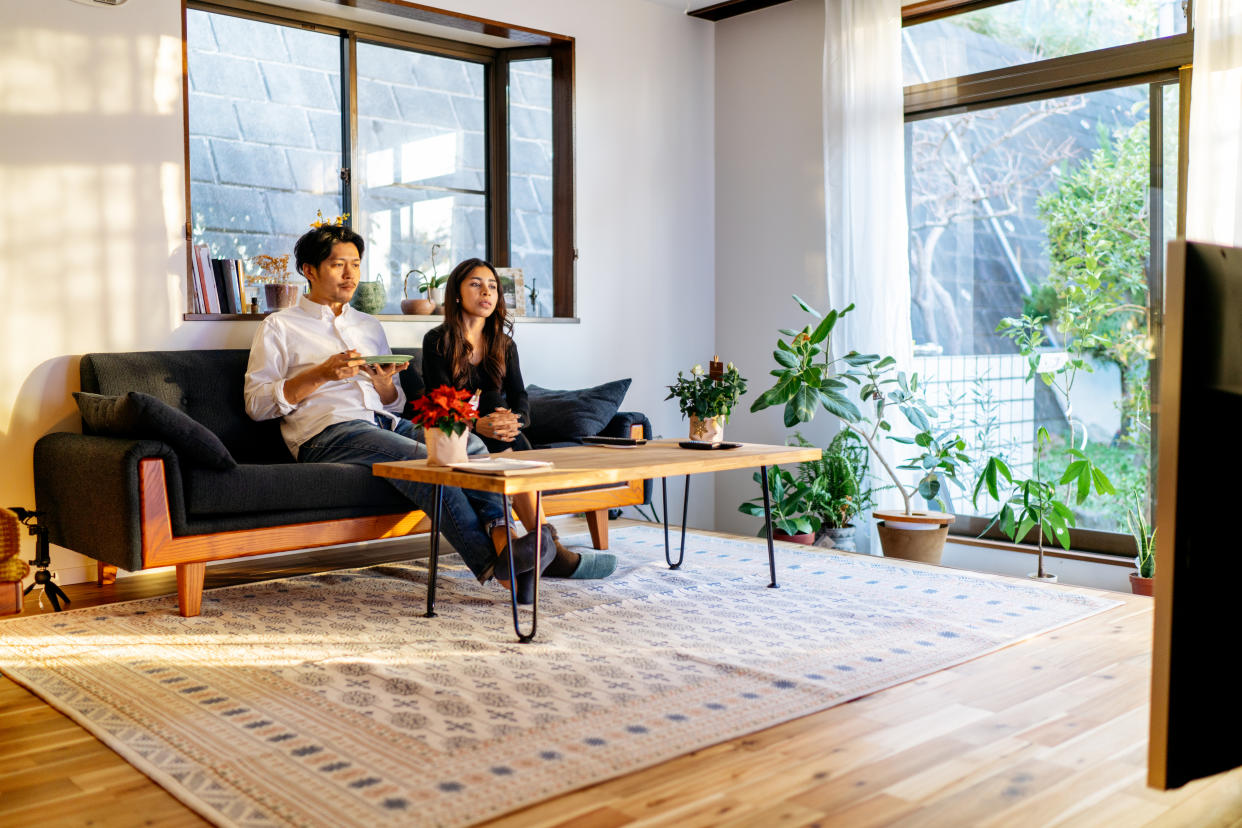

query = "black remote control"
[582,435,646,446]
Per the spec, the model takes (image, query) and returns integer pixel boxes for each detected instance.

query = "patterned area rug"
[0,526,1119,827]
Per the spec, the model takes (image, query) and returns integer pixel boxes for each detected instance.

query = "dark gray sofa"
[33,348,650,616]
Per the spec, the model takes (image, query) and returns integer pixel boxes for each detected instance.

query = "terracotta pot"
[1130,573,1154,596]
[688,415,724,442]
[772,530,815,545]
[425,428,470,466]
[873,509,954,565]
[263,283,301,311]
[401,298,435,315]
[876,522,949,564]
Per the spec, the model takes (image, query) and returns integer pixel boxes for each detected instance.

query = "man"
[243,223,552,599]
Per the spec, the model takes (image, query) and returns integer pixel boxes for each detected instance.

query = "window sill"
[948,533,1135,568]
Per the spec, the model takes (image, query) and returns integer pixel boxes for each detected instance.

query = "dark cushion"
[81,350,294,465]
[74,391,237,470]
[524,379,631,445]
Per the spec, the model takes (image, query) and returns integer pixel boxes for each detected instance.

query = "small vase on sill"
[426,427,470,466]
[264,283,301,311]
[688,415,724,443]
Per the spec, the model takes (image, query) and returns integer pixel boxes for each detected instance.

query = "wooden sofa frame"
[102,423,647,617]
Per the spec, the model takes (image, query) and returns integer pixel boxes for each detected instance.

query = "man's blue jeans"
[299,418,504,582]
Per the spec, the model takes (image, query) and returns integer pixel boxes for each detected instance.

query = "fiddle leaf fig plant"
[750,297,969,516]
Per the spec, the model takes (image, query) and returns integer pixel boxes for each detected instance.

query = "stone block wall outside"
[186,9,554,316]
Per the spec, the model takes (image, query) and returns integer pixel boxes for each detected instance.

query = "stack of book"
[190,244,253,314]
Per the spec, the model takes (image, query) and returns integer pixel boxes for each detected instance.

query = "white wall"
[711,0,834,538]
[0,0,716,582]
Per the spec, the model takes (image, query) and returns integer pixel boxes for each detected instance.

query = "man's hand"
[363,359,409,405]
[475,407,522,442]
[319,350,366,382]
[282,350,365,406]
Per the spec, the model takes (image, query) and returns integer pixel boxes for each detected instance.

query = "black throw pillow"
[74,391,237,470]
[525,379,631,445]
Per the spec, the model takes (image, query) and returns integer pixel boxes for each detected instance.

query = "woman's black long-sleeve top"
[421,325,531,452]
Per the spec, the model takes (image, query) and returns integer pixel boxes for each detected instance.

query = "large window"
[185,3,573,318]
[901,0,1191,550]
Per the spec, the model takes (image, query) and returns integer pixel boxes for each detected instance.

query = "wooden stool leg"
[97,562,117,586]
[176,562,205,617]
[585,509,609,550]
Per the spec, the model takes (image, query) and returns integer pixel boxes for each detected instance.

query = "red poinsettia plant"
[408,386,476,437]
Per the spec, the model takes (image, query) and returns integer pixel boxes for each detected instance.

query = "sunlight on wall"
[0,13,187,581]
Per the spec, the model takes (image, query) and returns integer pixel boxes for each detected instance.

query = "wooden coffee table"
[373,440,821,641]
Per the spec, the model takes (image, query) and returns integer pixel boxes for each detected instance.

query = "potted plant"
[738,464,819,543]
[419,243,449,312]
[251,253,300,311]
[970,313,1116,582]
[408,386,476,466]
[666,356,748,442]
[792,430,873,552]
[400,268,436,315]
[749,298,970,564]
[1124,486,1154,596]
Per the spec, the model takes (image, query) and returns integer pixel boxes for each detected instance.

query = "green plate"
[361,355,409,364]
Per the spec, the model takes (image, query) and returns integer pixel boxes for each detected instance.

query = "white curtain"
[822,0,912,547]
[1186,0,1242,246]
[822,0,912,365]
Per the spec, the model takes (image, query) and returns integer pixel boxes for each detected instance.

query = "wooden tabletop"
[372,441,822,494]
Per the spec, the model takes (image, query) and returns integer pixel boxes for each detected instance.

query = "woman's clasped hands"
[475,407,521,441]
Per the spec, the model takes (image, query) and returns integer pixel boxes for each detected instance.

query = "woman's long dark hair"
[441,257,513,389]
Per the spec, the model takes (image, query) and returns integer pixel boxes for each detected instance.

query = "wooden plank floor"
[2,519,1241,827]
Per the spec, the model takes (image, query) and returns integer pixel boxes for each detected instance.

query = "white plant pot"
[426,428,469,466]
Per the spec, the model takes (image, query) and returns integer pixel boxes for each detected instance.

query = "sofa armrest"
[599,411,651,441]
[33,432,183,572]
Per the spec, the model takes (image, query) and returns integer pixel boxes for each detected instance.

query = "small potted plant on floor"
[1124,486,1155,596]
[408,386,477,466]
[792,430,873,552]
[666,356,748,442]
[738,464,819,543]
[749,298,970,564]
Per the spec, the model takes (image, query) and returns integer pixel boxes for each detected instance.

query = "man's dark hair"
[294,224,365,275]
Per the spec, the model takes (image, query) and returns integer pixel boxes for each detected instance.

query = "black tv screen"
[1150,239,1242,788]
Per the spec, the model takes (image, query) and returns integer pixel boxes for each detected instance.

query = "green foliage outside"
[953,0,1163,63]
[1031,110,1152,532]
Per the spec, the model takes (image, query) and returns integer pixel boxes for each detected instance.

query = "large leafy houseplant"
[749,298,969,517]
[790,431,872,531]
[738,464,819,539]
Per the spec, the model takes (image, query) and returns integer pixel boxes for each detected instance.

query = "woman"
[421,258,615,580]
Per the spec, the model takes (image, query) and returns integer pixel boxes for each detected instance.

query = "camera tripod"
[8,507,70,612]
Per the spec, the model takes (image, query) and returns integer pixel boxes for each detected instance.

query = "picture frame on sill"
[496,267,525,316]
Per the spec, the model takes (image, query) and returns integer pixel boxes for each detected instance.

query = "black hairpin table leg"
[759,465,779,588]
[503,494,539,643]
[425,484,443,617]
[662,476,689,568]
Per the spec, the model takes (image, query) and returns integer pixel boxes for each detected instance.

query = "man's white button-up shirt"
[244,295,406,458]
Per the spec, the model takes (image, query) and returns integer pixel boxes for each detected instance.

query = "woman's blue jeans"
[299,417,504,582]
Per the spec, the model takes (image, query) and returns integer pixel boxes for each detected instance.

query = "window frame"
[900,3,1193,556]
[182,0,575,319]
